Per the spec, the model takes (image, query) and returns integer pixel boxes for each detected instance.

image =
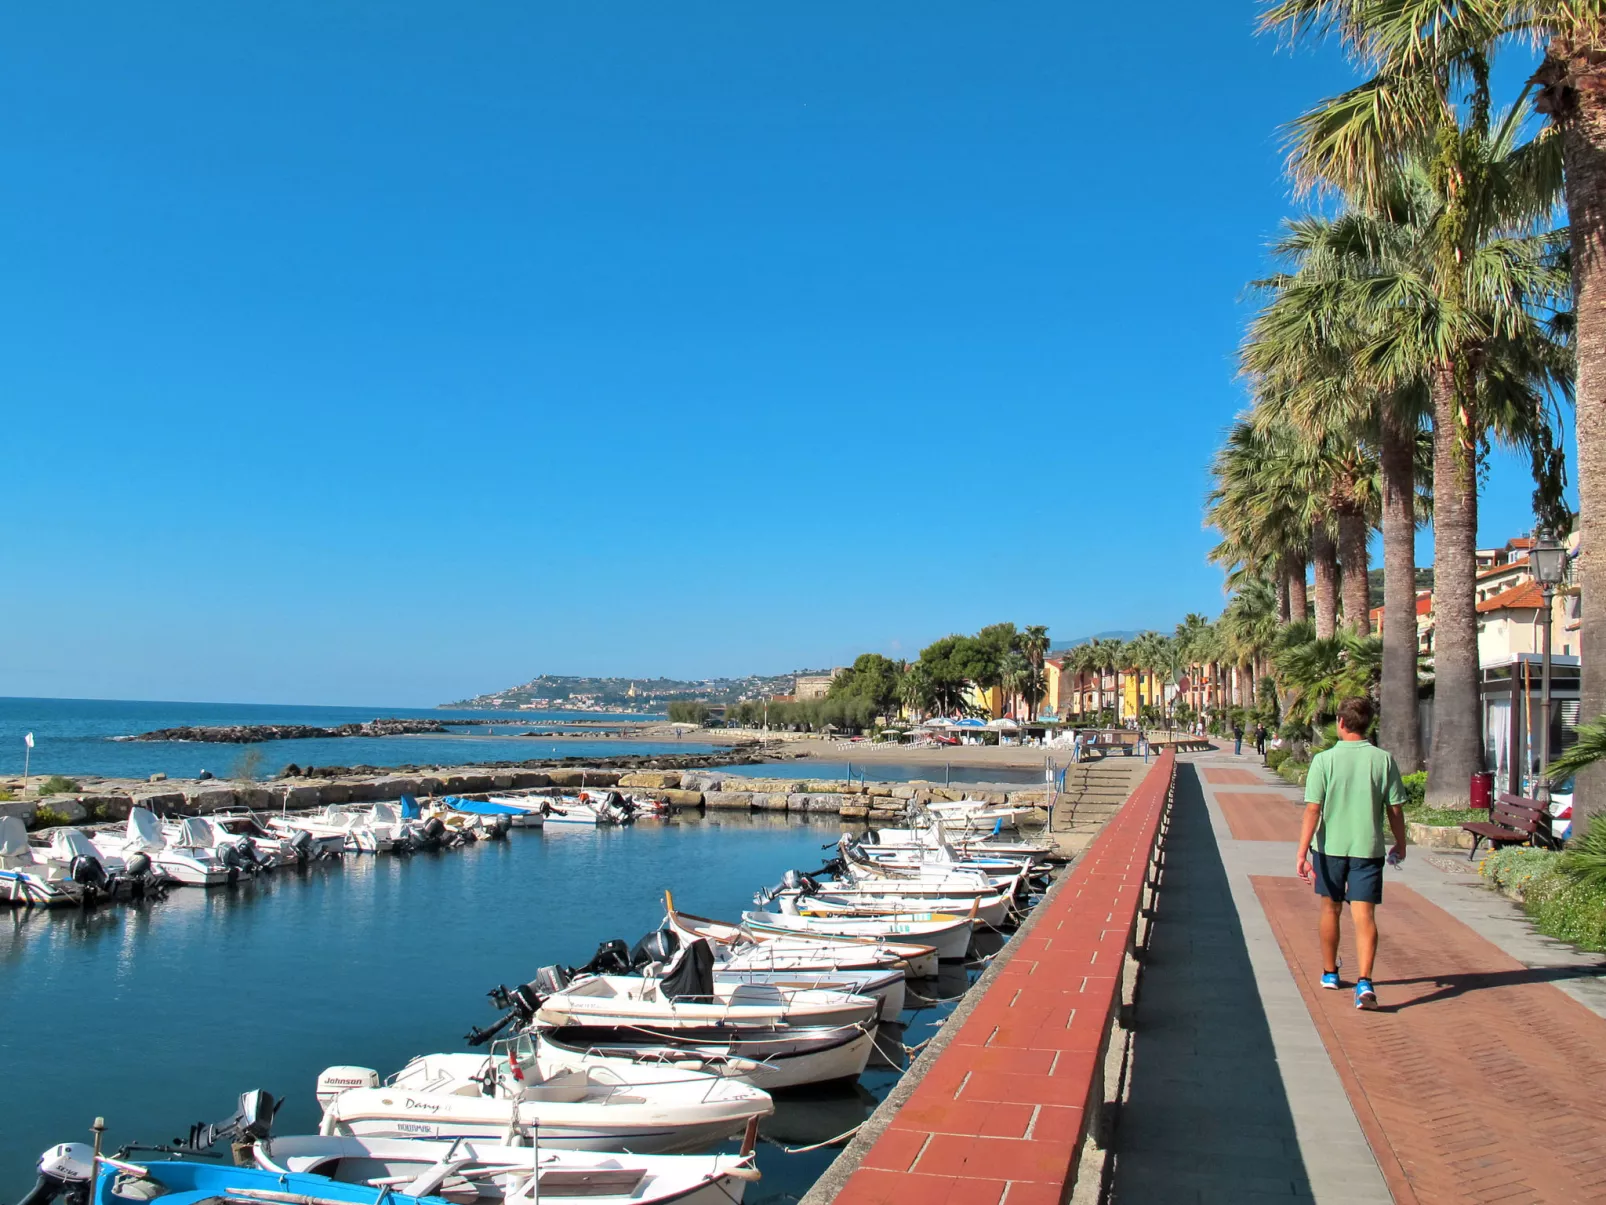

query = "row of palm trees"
[1202,2,1590,806]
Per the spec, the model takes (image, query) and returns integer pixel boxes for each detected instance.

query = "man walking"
[1255,722,1267,756]
[1296,696,1408,1009]
[1232,719,1245,756]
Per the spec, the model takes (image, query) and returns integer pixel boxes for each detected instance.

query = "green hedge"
[1276,759,1310,786]
[1400,770,1427,808]
[1266,748,1291,771]
[1480,847,1606,952]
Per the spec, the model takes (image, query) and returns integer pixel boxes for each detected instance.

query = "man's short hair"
[1337,696,1375,733]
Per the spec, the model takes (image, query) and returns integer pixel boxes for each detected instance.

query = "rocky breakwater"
[663,772,1052,824]
[122,718,451,743]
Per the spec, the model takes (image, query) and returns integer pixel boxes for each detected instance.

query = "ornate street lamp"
[1532,532,1568,799]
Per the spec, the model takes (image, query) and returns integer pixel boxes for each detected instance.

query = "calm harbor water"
[0,815,982,1203]
[0,698,715,780]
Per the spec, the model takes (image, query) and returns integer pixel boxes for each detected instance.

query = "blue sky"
[0,3,1566,706]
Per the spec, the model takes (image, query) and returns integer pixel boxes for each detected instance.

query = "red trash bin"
[1470,771,1494,810]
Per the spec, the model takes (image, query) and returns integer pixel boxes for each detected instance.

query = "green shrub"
[1276,759,1310,786]
[0,788,14,802]
[30,804,69,828]
[38,776,79,797]
[1525,875,1606,951]
[1481,847,1559,897]
[1400,771,1427,808]
[1266,748,1291,771]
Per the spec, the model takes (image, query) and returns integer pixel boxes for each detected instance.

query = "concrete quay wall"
[802,750,1178,1205]
[0,766,1056,830]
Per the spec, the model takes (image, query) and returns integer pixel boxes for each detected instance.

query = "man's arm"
[1384,755,1408,863]
[1298,755,1325,881]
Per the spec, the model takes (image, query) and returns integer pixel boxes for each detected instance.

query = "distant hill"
[1051,630,1144,652]
[442,670,825,712]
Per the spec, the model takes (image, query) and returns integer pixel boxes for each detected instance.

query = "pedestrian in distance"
[1295,696,1408,1010]
[1232,719,1244,756]
[1255,722,1267,756]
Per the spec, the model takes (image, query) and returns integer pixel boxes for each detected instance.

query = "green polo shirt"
[1304,739,1406,858]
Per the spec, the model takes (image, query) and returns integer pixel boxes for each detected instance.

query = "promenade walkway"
[1111,750,1606,1204]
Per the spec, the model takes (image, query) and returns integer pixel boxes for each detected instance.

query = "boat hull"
[542,1023,876,1092]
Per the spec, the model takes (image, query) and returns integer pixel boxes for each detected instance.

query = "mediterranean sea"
[0,698,717,780]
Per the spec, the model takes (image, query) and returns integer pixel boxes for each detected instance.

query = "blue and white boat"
[440,797,543,830]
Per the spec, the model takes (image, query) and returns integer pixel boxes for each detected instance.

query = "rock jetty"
[123,718,452,743]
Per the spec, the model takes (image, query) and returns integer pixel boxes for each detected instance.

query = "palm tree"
[999,649,1030,719]
[1258,5,1576,804]
[1018,625,1051,720]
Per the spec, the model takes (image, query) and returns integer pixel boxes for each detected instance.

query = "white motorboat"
[271,804,413,854]
[100,808,231,887]
[537,1020,876,1092]
[252,1134,760,1205]
[484,796,550,827]
[1,815,89,907]
[924,799,1042,830]
[208,811,325,863]
[316,1035,773,1154]
[664,905,940,979]
[742,908,976,962]
[871,824,1054,860]
[712,966,906,1021]
[161,815,279,873]
[543,792,633,826]
[533,969,879,1034]
[792,889,1015,928]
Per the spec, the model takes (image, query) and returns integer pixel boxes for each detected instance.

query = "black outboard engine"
[578,938,631,976]
[69,855,109,905]
[610,791,636,817]
[217,842,243,885]
[418,817,447,850]
[629,928,679,971]
[492,814,513,839]
[16,1144,93,1205]
[235,836,268,873]
[175,1090,280,1154]
[117,851,170,902]
[659,938,716,1002]
[284,828,315,863]
[469,979,548,1046]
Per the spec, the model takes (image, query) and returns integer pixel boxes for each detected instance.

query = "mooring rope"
[773,1122,866,1154]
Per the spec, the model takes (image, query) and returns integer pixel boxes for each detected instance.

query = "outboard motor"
[235,836,268,873]
[16,1144,94,1205]
[69,855,109,905]
[629,928,680,971]
[175,1089,280,1152]
[578,938,631,976]
[116,851,170,902]
[491,814,513,839]
[468,978,548,1046]
[217,842,243,885]
[417,817,447,850]
[283,827,315,863]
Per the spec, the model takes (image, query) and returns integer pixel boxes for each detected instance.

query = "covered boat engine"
[15,1144,93,1205]
[216,842,243,885]
[417,817,447,850]
[659,937,716,1002]
[578,937,631,976]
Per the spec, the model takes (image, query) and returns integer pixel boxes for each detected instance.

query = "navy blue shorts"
[1312,852,1384,904]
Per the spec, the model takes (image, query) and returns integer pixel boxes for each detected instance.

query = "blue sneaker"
[1321,970,1342,990]
[1355,979,1378,1010]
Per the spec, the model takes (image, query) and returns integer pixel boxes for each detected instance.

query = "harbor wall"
[0,765,1059,829]
[801,749,1178,1205]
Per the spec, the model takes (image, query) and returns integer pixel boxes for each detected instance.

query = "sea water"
[0,698,714,780]
[0,815,982,1203]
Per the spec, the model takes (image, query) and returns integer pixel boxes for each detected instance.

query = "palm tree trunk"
[1426,368,1484,807]
[1312,529,1340,639]
[1338,510,1371,635]
[1289,555,1309,625]
[1379,405,1423,772]
[1560,89,1606,820]
[1277,571,1292,624]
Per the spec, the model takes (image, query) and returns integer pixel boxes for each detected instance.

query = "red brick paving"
[828,751,1177,1205]
[1202,767,1265,784]
[1217,791,1306,842]
[1254,875,1606,1204]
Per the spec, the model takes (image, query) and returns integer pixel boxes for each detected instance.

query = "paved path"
[1112,750,1606,1204]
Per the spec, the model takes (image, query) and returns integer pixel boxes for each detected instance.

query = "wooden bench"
[1462,792,1554,860]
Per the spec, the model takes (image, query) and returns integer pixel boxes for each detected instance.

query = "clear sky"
[0,3,1567,707]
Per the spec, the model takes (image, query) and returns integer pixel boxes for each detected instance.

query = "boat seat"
[518,1067,590,1102]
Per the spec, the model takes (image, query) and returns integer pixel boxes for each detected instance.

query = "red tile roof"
[1476,557,1531,580]
[1476,581,1546,613]
[1371,591,1434,623]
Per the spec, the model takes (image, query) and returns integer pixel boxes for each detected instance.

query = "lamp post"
[1531,531,1568,800]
